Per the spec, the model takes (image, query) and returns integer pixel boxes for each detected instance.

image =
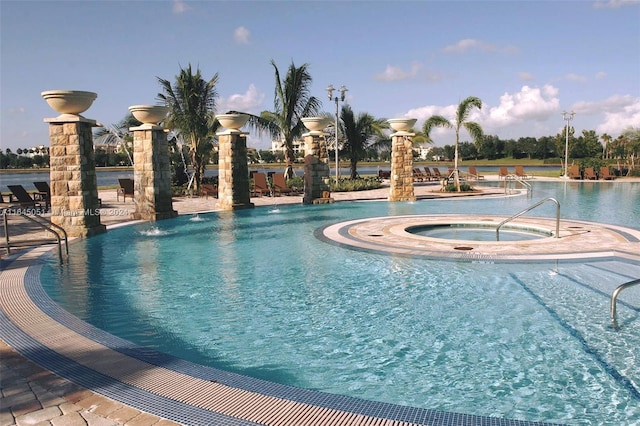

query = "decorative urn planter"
[387,118,417,133]
[128,105,169,127]
[302,117,332,133]
[216,113,249,132]
[41,90,97,117]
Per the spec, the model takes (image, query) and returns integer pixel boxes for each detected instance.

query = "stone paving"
[2,175,638,426]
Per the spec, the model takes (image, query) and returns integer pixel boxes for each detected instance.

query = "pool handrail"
[610,278,640,328]
[504,174,532,195]
[496,197,560,241]
[2,209,68,262]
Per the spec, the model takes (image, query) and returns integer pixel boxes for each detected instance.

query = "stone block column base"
[131,127,178,221]
[45,116,106,237]
[303,154,331,204]
[217,132,254,211]
[388,133,416,202]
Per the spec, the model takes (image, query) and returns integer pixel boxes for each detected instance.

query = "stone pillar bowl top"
[302,117,332,132]
[387,118,417,133]
[129,105,169,126]
[216,113,249,131]
[41,90,97,116]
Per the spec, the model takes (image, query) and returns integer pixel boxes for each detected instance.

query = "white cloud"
[172,0,190,14]
[593,0,640,8]
[486,85,560,127]
[234,26,251,44]
[218,84,265,113]
[374,63,422,81]
[575,95,640,136]
[442,38,519,54]
[595,71,607,80]
[565,73,588,83]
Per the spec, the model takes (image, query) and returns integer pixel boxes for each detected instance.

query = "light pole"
[562,110,575,178]
[326,84,348,182]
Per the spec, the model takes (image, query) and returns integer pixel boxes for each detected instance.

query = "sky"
[1,0,639,152]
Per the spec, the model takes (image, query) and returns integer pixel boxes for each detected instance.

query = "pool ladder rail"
[504,174,532,196]
[610,278,640,329]
[496,197,560,241]
[2,210,68,263]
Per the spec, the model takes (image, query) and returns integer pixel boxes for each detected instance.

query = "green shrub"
[443,183,474,192]
[330,177,382,192]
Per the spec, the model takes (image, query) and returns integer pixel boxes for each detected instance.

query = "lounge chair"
[584,167,597,180]
[467,166,484,181]
[117,178,135,202]
[200,183,217,199]
[423,167,434,181]
[431,168,443,179]
[599,166,616,180]
[252,172,271,197]
[413,168,426,182]
[7,185,43,211]
[378,170,391,179]
[515,165,532,179]
[272,174,294,195]
[33,181,51,210]
[498,167,510,180]
[568,165,581,179]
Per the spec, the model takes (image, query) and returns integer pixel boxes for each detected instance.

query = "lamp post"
[562,110,575,178]
[326,84,348,182]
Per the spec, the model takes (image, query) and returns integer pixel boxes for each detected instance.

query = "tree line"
[2,60,638,182]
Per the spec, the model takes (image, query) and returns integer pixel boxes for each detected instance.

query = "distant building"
[415,145,433,160]
[270,139,304,155]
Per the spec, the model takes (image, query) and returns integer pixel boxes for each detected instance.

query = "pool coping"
[0,243,560,426]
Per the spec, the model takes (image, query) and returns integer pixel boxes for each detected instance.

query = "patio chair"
[568,165,581,179]
[467,166,484,181]
[431,167,443,179]
[515,165,532,179]
[33,181,51,210]
[498,167,510,180]
[413,168,426,182]
[117,178,135,202]
[7,185,43,211]
[599,166,616,180]
[272,174,294,195]
[252,172,271,197]
[199,183,218,199]
[584,167,597,180]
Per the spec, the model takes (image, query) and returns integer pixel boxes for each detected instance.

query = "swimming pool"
[41,181,640,424]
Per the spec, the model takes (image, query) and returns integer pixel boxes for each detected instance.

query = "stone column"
[303,132,332,204]
[217,131,254,210]
[388,132,416,202]
[45,115,106,237]
[131,125,177,221]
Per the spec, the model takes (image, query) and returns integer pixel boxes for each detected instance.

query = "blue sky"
[1,0,639,151]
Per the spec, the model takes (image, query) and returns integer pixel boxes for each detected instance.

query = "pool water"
[41,182,640,425]
[408,224,548,241]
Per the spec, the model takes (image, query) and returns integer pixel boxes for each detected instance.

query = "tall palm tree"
[93,113,141,166]
[261,60,321,178]
[340,105,389,179]
[157,64,219,191]
[423,96,484,191]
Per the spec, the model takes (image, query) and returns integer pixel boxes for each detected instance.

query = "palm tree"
[340,105,388,179]
[261,60,321,178]
[423,96,484,191]
[157,64,220,191]
[93,113,141,166]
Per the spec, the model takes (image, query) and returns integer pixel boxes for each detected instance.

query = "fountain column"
[43,90,106,237]
[388,118,417,202]
[216,114,254,210]
[301,117,333,204]
[129,105,177,221]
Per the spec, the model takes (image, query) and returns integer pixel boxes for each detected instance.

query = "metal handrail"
[610,278,640,327]
[2,210,68,262]
[505,174,532,195]
[496,197,560,241]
